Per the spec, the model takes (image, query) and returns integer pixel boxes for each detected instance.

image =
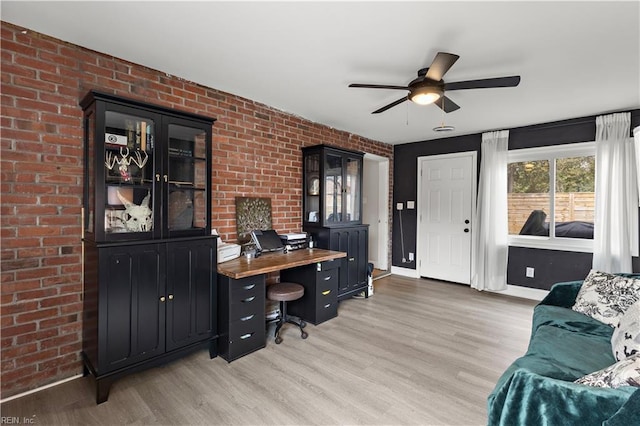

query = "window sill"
[508,235,593,253]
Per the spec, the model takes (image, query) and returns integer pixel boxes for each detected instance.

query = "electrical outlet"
[407,201,415,209]
[409,252,414,261]
[526,267,535,278]
[396,202,404,210]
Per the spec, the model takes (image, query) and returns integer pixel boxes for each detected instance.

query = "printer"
[212,230,241,263]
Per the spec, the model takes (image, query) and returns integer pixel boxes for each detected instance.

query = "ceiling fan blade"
[425,52,460,81]
[444,76,521,91]
[372,97,408,114]
[349,83,409,90]
[435,96,460,113]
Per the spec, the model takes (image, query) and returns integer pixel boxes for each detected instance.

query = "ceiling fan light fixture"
[409,86,443,105]
[433,125,455,133]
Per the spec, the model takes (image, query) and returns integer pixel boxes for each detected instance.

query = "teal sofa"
[488,279,640,426]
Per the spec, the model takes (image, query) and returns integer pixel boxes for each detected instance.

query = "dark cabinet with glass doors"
[80,91,217,404]
[302,145,369,300]
[303,145,364,227]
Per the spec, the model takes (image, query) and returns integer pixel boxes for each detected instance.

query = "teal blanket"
[488,280,640,426]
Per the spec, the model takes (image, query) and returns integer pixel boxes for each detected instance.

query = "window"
[508,143,595,252]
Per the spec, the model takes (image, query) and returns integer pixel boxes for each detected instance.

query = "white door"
[417,152,476,284]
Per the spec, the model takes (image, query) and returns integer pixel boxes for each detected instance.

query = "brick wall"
[0,21,393,399]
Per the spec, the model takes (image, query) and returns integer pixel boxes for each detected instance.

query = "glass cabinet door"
[304,153,321,223]
[102,110,156,239]
[165,122,210,236]
[324,153,343,223]
[345,156,361,223]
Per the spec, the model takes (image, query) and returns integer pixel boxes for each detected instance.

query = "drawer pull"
[349,257,355,262]
[323,276,332,281]
[324,303,332,309]
[243,284,256,290]
[240,314,254,322]
[322,290,331,296]
[242,296,256,303]
[240,333,254,340]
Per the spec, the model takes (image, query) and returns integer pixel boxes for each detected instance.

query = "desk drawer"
[316,259,340,272]
[229,290,265,320]
[226,317,266,361]
[316,269,339,293]
[315,300,338,324]
[229,276,264,303]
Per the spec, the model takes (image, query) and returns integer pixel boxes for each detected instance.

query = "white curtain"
[593,112,637,273]
[471,130,509,291]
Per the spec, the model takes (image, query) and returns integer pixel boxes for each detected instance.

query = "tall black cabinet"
[81,91,217,404]
[302,145,369,300]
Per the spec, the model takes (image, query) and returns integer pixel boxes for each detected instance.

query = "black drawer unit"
[218,275,266,362]
[281,259,340,325]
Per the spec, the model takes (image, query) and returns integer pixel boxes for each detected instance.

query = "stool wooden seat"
[267,282,307,344]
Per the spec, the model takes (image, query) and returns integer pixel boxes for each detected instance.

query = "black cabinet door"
[356,227,368,287]
[324,225,368,297]
[165,239,216,352]
[98,244,165,373]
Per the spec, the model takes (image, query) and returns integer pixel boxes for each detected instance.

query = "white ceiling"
[2,1,639,145]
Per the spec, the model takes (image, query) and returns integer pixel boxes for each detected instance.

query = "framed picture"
[235,197,272,244]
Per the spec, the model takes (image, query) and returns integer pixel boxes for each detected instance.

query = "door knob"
[465,219,470,224]
[464,228,469,233]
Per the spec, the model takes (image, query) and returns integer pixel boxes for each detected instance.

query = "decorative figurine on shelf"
[116,190,153,232]
[105,148,148,184]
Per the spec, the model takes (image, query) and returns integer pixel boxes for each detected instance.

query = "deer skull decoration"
[116,190,153,232]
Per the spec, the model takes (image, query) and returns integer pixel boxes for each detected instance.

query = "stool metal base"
[274,300,308,344]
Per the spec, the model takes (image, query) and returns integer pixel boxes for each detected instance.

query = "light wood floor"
[1,275,537,425]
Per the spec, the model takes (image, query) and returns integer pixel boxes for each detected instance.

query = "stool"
[267,282,308,344]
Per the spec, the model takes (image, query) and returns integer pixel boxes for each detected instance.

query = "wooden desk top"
[217,248,346,279]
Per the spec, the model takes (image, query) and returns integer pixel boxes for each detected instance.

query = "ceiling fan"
[348,52,521,114]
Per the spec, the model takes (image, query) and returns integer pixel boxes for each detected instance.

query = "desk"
[217,248,346,279]
[217,249,346,361]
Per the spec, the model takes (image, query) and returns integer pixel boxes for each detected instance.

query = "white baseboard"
[390,266,419,278]
[389,266,548,301]
[490,284,548,301]
[0,374,82,404]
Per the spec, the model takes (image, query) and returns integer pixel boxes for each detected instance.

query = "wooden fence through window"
[508,192,595,234]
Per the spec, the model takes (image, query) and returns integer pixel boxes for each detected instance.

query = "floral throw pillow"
[572,270,640,328]
[612,299,640,361]
[574,353,640,388]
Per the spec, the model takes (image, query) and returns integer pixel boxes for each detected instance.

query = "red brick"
[2,323,37,338]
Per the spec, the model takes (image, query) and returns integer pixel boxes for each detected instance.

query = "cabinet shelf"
[169,154,206,161]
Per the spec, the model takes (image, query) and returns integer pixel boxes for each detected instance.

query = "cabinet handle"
[163,175,168,183]
[160,296,166,302]
[323,276,332,281]
[324,303,332,309]
[242,296,256,303]
[243,284,256,290]
[240,314,254,322]
[240,333,254,340]
[322,290,331,296]
[156,174,161,182]
[349,257,355,262]
[168,294,174,300]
